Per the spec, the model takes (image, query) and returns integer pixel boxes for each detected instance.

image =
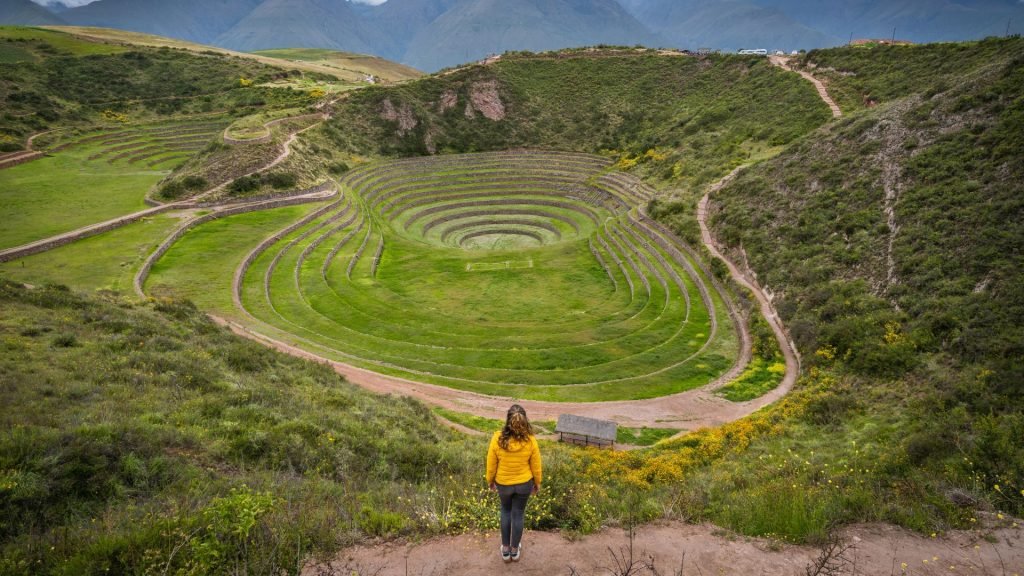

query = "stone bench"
[555,414,617,449]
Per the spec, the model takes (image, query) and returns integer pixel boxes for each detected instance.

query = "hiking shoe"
[511,545,522,562]
[501,546,511,563]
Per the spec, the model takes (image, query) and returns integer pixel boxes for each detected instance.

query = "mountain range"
[4,0,1023,71]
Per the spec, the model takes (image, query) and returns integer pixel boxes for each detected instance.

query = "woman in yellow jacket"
[486,404,542,563]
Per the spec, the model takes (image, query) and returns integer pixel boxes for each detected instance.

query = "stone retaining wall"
[0,205,174,264]
[235,197,346,309]
[193,181,335,208]
[0,151,44,171]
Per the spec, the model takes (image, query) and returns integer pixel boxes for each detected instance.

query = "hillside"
[0,26,313,145]
[46,27,422,82]
[61,0,261,45]
[759,0,1024,44]
[323,49,831,196]
[250,48,421,82]
[705,36,1024,516]
[356,0,459,62]
[0,280,475,573]
[2,26,1024,576]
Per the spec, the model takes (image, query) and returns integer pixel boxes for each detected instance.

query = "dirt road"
[307,519,1023,576]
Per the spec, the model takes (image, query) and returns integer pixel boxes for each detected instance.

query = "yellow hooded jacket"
[486,431,542,486]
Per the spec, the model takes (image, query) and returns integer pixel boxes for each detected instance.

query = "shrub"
[181,175,208,191]
[228,175,261,195]
[50,333,77,348]
[264,172,296,190]
[158,180,184,200]
[358,505,404,536]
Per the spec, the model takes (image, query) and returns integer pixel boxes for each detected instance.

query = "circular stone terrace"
[224,150,780,422]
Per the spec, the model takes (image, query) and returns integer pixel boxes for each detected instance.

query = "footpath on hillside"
[307,519,1022,576]
[769,55,843,118]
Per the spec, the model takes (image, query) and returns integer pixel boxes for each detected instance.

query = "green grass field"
[0,212,181,292]
[224,108,302,141]
[0,151,157,250]
[145,203,326,311]
[252,48,423,82]
[0,119,226,250]
[0,26,127,57]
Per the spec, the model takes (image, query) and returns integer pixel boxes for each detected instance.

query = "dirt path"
[307,520,1023,576]
[697,165,801,401]
[0,129,59,170]
[770,55,843,118]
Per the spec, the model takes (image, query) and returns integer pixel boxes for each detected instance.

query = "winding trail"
[0,129,58,170]
[770,55,843,118]
[190,112,329,202]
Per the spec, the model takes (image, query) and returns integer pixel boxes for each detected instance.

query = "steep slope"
[214,0,375,53]
[61,0,261,44]
[403,0,659,71]
[0,0,66,26]
[627,0,839,51]
[706,36,1024,502]
[41,26,420,82]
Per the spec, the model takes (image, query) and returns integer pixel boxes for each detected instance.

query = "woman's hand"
[531,483,540,495]
[489,482,497,492]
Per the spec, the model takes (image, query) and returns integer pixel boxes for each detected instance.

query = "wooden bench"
[555,414,617,449]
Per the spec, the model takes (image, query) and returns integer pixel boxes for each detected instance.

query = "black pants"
[496,480,533,548]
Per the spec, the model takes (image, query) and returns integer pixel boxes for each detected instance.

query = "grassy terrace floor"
[0,119,226,250]
[143,151,740,402]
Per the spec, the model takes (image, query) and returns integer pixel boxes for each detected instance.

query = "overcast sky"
[29,0,389,7]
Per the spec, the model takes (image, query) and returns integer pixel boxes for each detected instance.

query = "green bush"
[158,180,184,200]
[181,175,207,191]
[228,174,261,195]
[327,161,350,175]
[264,171,296,189]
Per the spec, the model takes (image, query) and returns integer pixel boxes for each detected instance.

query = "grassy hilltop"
[1,31,1023,575]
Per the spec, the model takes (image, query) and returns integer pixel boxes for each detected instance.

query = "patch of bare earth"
[380,98,418,135]
[305,520,1022,576]
[466,80,506,121]
[438,89,458,113]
